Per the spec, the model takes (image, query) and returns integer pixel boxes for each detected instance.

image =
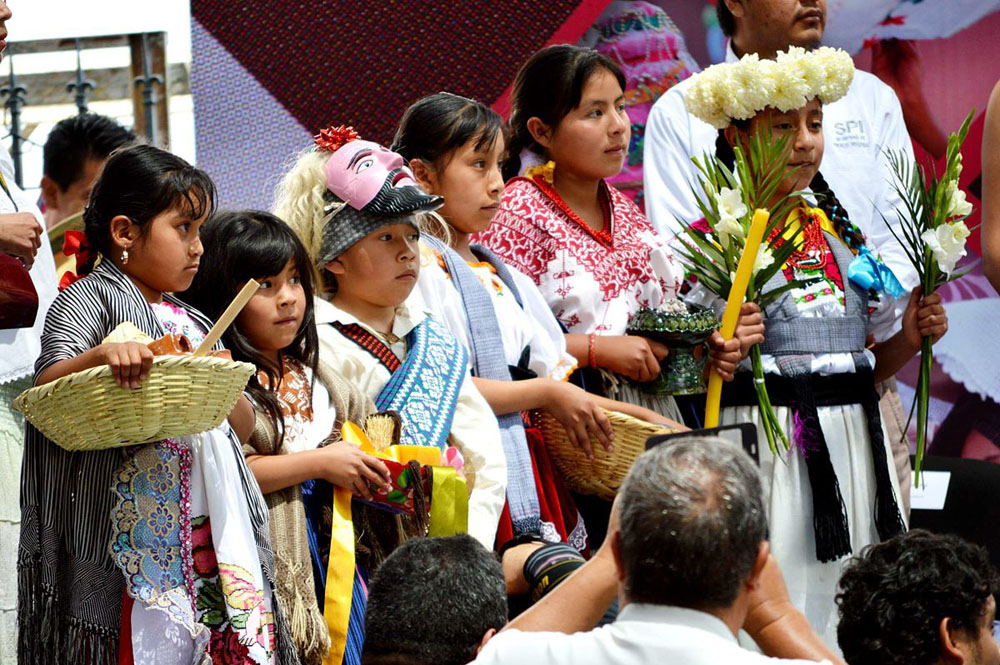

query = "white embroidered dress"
[711,235,906,651]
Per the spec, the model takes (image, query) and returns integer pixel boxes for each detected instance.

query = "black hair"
[362,534,507,665]
[180,210,319,440]
[837,529,1000,665]
[504,44,627,180]
[717,2,736,38]
[714,124,866,251]
[391,92,503,170]
[43,113,137,191]
[81,143,216,274]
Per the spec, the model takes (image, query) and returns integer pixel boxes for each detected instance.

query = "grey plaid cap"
[317,205,420,264]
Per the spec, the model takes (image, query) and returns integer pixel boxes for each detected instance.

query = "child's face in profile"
[123,206,206,300]
[237,258,306,362]
[325,222,420,309]
[415,133,505,237]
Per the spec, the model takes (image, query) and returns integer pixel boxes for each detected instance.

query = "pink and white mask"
[322,138,442,215]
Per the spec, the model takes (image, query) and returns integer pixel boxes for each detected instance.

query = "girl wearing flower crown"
[684,46,949,644]
[21,145,295,664]
[272,127,507,552]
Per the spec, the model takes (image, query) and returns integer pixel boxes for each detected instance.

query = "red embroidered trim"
[528,175,614,248]
[330,321,401,373]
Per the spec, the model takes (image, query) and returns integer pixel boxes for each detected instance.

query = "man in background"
[40,112,135,229]
[837,530,1000,665]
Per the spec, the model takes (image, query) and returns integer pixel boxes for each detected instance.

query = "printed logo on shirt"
[831,119,870,149]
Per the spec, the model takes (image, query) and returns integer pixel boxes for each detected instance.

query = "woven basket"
[13,355,254,451]
[537,409,675,501]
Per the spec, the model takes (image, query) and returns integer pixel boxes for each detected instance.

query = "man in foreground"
[364,436,843,665]
[837,530,1000,665]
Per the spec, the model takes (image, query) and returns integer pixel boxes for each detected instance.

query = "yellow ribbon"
[322,422,468,664]
[778,206,838,247]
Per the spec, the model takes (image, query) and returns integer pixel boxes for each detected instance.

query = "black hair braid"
[809,170,866,252]
[715,129,736,171]
[501,130,529,182]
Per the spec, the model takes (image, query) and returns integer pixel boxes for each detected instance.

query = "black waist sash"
[722,368,905,562]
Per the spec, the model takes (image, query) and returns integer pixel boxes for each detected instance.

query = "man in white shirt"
[473,436,842,665]
[642,0,916,505]
[644,0,915,287]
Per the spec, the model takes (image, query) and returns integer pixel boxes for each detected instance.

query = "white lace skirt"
[722,402,905,651]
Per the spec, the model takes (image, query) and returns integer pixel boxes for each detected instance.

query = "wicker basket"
[537,409,675,501]
[13,355,254,451]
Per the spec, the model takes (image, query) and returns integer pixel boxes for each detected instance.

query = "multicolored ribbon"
[322,422,468,665]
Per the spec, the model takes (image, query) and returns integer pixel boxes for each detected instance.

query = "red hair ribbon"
[59,230,90,291]
[314,124,361,153]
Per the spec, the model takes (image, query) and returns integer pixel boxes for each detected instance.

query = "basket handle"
[193,279,260,357]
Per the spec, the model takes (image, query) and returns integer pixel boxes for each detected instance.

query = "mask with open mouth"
[313,125,443,262]
[316,125,443,215]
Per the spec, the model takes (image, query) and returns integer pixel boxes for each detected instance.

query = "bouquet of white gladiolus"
[677,129,818,455]
[883,110,975,485]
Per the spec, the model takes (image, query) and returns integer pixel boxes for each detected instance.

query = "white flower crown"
[684,46,855,129]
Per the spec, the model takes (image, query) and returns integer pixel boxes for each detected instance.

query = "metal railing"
[1,32,172,187]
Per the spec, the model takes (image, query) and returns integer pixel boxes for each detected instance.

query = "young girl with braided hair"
[685,47,949,646]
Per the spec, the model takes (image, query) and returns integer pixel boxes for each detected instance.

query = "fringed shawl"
[246,361,373,665]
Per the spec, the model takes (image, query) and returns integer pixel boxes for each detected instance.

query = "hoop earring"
[121,248,129,265]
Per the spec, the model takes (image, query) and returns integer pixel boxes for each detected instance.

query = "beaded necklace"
[769,207,829,271]
[530,174,614,247]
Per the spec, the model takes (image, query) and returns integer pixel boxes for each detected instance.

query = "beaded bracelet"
[588,333,598,368]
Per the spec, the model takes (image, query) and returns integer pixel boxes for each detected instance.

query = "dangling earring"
[121,248,129,265]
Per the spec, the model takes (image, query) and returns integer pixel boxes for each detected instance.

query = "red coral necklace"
[768,208,829,271]
[531,175,614,247]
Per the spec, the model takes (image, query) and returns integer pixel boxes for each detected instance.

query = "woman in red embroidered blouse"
[478,45,748,422]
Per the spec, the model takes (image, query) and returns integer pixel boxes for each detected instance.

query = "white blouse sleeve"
[415,246,475,371]
[511,268,577,381]
[448,372,507,548]
[867,289,907,343]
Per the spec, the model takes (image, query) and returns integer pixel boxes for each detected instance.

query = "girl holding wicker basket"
[18,145,296,665]
[392,91,710,605]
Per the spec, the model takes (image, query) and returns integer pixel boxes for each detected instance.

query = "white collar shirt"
[313,294,507,548]
[473,603,831,665]
[642,41,919,298]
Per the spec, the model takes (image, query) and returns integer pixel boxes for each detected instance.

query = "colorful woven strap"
[323,422,467,663]
[330,321,401,372]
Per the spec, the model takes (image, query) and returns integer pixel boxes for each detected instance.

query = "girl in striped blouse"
[20,145,296,665]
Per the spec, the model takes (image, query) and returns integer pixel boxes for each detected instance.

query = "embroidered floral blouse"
[477,176,683,336]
